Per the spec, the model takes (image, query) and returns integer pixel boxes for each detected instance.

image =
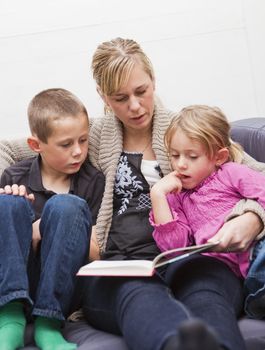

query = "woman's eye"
[136,90,146,95]
[115,96,127,102]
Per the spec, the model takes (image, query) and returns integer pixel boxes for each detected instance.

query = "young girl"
[150,104,265,307]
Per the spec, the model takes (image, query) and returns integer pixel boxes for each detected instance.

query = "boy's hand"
[0,184,35,201]
[32,219,41,252]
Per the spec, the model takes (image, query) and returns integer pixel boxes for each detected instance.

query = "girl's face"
[169,128,219,190]
[103,63,155,132]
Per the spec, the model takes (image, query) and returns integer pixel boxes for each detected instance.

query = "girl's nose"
[177,156,187,169]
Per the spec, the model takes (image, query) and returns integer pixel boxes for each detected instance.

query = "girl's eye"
[190,155,198,159]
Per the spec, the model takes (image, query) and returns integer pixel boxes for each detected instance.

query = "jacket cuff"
[226,199,265,240]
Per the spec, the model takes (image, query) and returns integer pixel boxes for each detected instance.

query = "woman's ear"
[27,136,41,153]
[215,148,229,166]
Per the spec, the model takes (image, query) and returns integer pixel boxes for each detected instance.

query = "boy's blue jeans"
[0,193,92,321]
[244,237,265,318]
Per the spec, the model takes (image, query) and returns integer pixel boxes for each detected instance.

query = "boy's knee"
[44,194,91,219]
[0,194,29,210]
[0,194,34,222]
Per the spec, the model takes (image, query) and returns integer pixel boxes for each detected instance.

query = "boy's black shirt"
[0,156,105,224]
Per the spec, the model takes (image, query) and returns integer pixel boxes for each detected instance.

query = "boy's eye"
[170,154,179,159]
[80,138,88,144]
[61,143,71,148]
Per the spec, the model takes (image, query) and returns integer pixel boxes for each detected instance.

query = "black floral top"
[103,152,162,261]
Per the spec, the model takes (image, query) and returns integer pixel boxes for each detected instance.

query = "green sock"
[34,316,77,350]
[0,301,26,350]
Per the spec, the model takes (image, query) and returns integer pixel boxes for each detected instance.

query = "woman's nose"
[128,96,140,112]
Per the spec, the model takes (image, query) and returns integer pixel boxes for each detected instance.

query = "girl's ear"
[215,148,229,166]
[27,136,41,153]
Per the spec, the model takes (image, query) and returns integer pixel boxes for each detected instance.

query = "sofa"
[1,117,265,349]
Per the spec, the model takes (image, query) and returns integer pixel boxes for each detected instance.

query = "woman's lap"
[166,254,246,350]
[82,255,246,350]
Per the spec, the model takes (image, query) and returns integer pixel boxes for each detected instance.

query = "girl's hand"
[208,212,262,252]
[150,171,182,225]
[0,184,35,201]
[151,170,182,196]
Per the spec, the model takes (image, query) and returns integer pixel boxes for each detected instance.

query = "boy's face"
[38,113,89,176]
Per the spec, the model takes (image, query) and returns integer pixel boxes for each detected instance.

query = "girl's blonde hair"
[91,37,155,96]
[164,105,243,163]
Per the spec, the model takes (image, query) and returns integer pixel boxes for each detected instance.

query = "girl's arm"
[150,171,192,251]
[150,170,182,224]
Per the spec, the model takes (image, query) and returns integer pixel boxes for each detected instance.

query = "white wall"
[0,0,264,138]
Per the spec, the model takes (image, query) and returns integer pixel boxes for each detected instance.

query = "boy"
[0,88,105,350]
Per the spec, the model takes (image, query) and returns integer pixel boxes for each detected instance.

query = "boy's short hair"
[28,88,88,143]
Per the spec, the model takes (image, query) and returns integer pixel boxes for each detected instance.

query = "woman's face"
[103,64,155,132]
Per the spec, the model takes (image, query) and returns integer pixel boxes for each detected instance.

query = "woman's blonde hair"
[164,105,243,163]
[91,37,155,96]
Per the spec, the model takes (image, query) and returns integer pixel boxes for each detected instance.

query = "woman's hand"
[208,212,263,252]
[0,184,35,201]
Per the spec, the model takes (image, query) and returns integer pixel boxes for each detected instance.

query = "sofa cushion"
[231,118,265,162]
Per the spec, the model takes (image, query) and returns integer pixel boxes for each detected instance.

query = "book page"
[153,241,220,268]
[77,259,154,277]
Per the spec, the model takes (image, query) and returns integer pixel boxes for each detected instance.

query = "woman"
[81,38,265,350]
[0,38,264,350]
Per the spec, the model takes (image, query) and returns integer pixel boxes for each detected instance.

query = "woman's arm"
[0,138,34,175]
[209,152,265,251]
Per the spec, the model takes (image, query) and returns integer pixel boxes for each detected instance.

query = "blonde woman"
[80,39,265,350]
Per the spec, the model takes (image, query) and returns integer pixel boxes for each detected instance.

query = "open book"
[77,241,220,277]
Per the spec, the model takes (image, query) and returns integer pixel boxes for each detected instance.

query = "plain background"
[0,0,265,138]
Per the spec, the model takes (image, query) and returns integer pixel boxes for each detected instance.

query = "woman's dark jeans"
[82,254,246,350]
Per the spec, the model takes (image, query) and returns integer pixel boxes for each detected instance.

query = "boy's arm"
[32,219,41,252]
[89,226,100,261]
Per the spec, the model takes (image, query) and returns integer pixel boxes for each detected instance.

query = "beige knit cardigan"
[1,104,265,252]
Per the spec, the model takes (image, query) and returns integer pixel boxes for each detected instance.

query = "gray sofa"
[9,118,265,349]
